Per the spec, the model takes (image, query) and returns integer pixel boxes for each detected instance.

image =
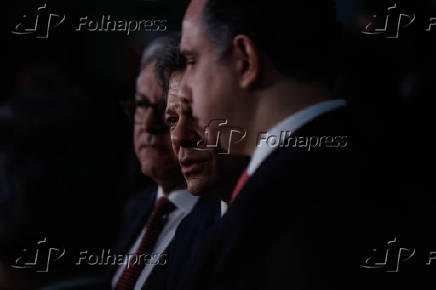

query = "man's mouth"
[180,157,208,176]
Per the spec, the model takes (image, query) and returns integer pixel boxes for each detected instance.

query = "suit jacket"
[166,193,221,290]
[112,183,158,270]
[39,184,159,290]
[184,108,431,290]
[108,183,173,290]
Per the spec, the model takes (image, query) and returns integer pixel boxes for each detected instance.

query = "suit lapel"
[121,184,158,254]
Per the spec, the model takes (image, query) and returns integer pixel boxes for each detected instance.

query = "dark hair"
[201,0,341,85]
[155,33,186,97]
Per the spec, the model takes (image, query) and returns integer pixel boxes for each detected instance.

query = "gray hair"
[140,34,178,71]
[137,33,180,88]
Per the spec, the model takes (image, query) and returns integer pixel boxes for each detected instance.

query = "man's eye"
[186,59,196,66]
[166,116,179,127]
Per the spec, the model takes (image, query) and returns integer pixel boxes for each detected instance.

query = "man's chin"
[139,153,176,167]
[140,162,180,181]
[140,146,171,156]
[187,178,209,196]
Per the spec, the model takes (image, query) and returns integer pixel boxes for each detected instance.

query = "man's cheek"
[133,137,140,155]
[190,99,202,123]
[171,142,179,157]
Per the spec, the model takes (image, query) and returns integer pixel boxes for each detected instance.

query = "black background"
[2,0,435,288]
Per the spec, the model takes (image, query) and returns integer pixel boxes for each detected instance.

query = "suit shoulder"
[123,183,157,221]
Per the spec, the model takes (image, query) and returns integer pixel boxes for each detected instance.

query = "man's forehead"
[167,89,188,108]
[136,62,163,100]
[166,73,183,106]
[169,72,183,92]
[166,92,180,108]
[185,0,207,21]
[137,64,152,87]
[181,20,197,51]
[181,0,206,50]
[167,88,182,103]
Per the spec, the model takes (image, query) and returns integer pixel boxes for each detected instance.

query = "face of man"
[134,60,182,185]
[166,71,218,195]
[166,71,249,198]
[180,0,248,154]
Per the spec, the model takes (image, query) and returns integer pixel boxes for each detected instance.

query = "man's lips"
[180,158,208,176]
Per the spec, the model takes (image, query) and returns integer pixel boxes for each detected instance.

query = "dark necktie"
[115,196,175,290]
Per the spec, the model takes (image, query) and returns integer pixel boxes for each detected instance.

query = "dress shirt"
[112,186,198,289]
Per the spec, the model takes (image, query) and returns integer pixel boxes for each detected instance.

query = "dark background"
[1,0,435,288]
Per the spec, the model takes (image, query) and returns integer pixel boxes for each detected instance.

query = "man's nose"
[179,71,192,103]
[171,118,199,149]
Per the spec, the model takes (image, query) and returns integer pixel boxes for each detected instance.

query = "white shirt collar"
[157,186,198,214]
[247,99,347,175]
[220,201,228,217]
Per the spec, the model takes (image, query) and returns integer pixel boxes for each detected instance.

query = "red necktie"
[230,170,250,204]
[115,196,175,290]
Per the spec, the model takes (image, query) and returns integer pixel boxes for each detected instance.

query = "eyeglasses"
[122,98,167,125]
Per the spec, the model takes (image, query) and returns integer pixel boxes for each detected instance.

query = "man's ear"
[232,35,260,89]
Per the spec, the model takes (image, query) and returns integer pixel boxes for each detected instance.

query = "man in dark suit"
[156,32,250,290]
[175,0,432,289]
[38,34,199,290]
[109,35,198,290]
